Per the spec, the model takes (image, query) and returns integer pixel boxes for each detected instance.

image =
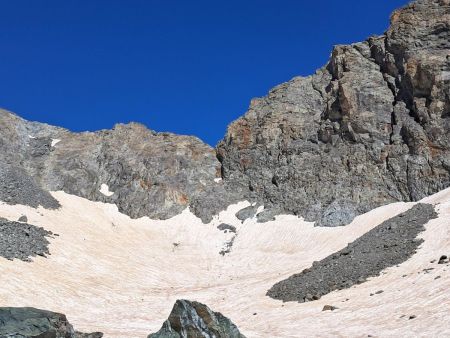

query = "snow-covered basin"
[0,188,449,337]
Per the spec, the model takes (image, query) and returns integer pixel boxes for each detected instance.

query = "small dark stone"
[438,255,448,264]
[18,215,27,223]
[409,315,416,320]
[322,305,337,311]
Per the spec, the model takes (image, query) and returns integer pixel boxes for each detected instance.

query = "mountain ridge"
[0,0,448,226]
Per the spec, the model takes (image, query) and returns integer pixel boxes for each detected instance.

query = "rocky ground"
[0,165,60,210]
[148,300,245,338]
[0,219,54,261]
[267,203,438,302]
[0,307,103,338]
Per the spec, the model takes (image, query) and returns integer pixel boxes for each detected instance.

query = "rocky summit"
[217,0,450,225]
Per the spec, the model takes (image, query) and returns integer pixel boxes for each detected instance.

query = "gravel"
[0,219,54,261]
[267,203,438,302]
[0,165,60,209]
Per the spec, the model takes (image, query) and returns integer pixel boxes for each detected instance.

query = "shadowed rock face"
[148,300,245,338]
[217,0,450,226]
[0,307,103,338]
[0,0,448,226]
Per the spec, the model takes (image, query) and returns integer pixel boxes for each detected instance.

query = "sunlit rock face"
[217,0,450,226]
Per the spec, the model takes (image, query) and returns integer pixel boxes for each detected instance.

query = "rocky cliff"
[0,110,236,222]
[217,0,450,225]
[0,0,448,226]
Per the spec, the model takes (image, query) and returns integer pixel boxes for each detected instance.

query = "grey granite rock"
[217,0,450,226]
[267,203,438,302]
[0,307,102,338]
[235,205,258,222]
[148,299,245,338]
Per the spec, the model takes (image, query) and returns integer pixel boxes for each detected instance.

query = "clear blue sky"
[0,0,409,146]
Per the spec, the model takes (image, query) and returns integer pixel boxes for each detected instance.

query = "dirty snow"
[0,188,449,337]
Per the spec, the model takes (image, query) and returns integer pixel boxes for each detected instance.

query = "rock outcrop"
[217,0,450,225]
[148,300,245,338]
[0,307,102,337]
[0,109,236,222]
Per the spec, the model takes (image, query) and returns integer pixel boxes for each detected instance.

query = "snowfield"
[0,188,449,337]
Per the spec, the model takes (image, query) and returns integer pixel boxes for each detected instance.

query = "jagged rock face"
[148,300,245,338]
[217,0,450,226]
[0,307,102,338]
[0,110,235,222]
[0,0,448,226]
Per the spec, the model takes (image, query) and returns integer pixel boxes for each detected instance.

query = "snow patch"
[28,135,35,139]
[51,139,61,147]
[0,188,449,337]
[214,178,222,183]
[99,184,114,197]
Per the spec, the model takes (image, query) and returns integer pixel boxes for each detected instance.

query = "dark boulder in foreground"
[0,307,102,338]
[148,299,245,338]
[267,203,438,302]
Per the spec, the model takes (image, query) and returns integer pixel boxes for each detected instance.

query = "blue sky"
[0,0,409,146]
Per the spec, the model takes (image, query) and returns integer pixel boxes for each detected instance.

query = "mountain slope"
[0,186,449,337]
